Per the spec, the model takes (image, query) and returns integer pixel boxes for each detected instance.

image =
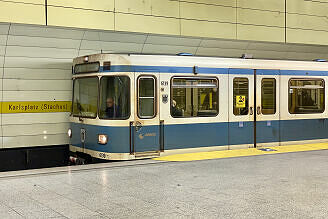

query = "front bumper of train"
[69,145,160,160]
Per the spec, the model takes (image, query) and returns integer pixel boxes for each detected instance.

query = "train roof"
[73,53,328,72]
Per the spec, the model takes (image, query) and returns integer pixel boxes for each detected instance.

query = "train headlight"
[68,128,72,138]
[98,134,108,145]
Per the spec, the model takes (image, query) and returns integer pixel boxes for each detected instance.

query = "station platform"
[0,147,328,218]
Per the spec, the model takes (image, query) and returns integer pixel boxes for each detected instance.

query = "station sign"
[1,101,71,113]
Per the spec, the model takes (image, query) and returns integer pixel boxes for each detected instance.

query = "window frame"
[261,78,277,115]
[288,78,325,114]
[72,76,99,119]
[98,75,131,120]
[137,75,157,119]
[74,62,100,74]
[170,76,219,118]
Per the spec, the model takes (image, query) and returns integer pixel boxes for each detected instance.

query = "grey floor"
[1,150,328,219]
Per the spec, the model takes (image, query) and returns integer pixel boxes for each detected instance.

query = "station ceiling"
[2,23,328,62]
[77,29,328,62]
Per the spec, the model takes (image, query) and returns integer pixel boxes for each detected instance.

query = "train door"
[228,69,255,148]
[255,70,280,147]
[228,69,280,148]
[133,73,161,154]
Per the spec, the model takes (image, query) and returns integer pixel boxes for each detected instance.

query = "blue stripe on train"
[71,118,328,153]
[99,65,328,76]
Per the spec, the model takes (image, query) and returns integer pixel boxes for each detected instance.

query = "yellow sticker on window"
[236,96,246,108]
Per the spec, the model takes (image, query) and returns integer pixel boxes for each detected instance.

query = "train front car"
[69,54,138,160]
[68,53,328,162]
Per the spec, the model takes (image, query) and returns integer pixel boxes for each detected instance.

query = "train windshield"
[72,77,98,118]
[99,76,130,120]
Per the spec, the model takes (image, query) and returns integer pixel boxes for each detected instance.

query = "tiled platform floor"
[0,150,328,218]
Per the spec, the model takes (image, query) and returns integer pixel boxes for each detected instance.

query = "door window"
[138,76,156,118]
[261,78,276,115]
[233,78,249,115]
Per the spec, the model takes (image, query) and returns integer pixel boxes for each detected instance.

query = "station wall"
[0,0,328,45]
[0,1,328,152]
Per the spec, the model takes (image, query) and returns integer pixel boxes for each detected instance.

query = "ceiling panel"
[0,23,9,35]
[246,42,289,52]
[7,35,81,49]
[145,35,201,47]
[1,22,328,61]
[10,24,84,39]
[245,49,288,60]
[287,44,328,54]
[196,47,243,57]
[200,39,249,50]
[142,44,197,55]
[101,41,143,53]
[99,31,147,44]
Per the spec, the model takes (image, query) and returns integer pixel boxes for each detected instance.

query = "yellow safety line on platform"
[154,143,328,162]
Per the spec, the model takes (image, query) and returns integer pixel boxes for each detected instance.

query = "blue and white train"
[68,53,328,160]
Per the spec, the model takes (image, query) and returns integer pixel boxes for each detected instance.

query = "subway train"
[69,53,328,160]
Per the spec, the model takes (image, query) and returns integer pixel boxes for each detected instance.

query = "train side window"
[72,77,98,118]
[99,76,130,120]
[233,78,249,115]
[138,76,156,118]
[288,79,325,114]
[171,77,218,118]
[261,78,276,115]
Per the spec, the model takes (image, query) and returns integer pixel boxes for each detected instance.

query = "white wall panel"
[77,49,101,57]
[287,45,328,54]
[0,45,5,56]
[2,113,70,125]
[200,39,249,49]
[0,55,4,67]
[145,35,201,47]
[101,41,143,53]
[7,35,81,49]
[99,31,147,43]
[3,123,69,136]
[246,42,289,52]
[0,23,9,35]
[3,134,69,148]
[9,24,84,39]
[4,57,72,69]
[79,40,102,50]
[2,91,71,101]
[196,47,244,57]
[3,79,71,91]
[6,46,78,59]
[4,68,71,80]
[0,34,7,45]
[286,51,328,61]
[142,44,197,55]
[245,49,288,60]
[79,39,145,53]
